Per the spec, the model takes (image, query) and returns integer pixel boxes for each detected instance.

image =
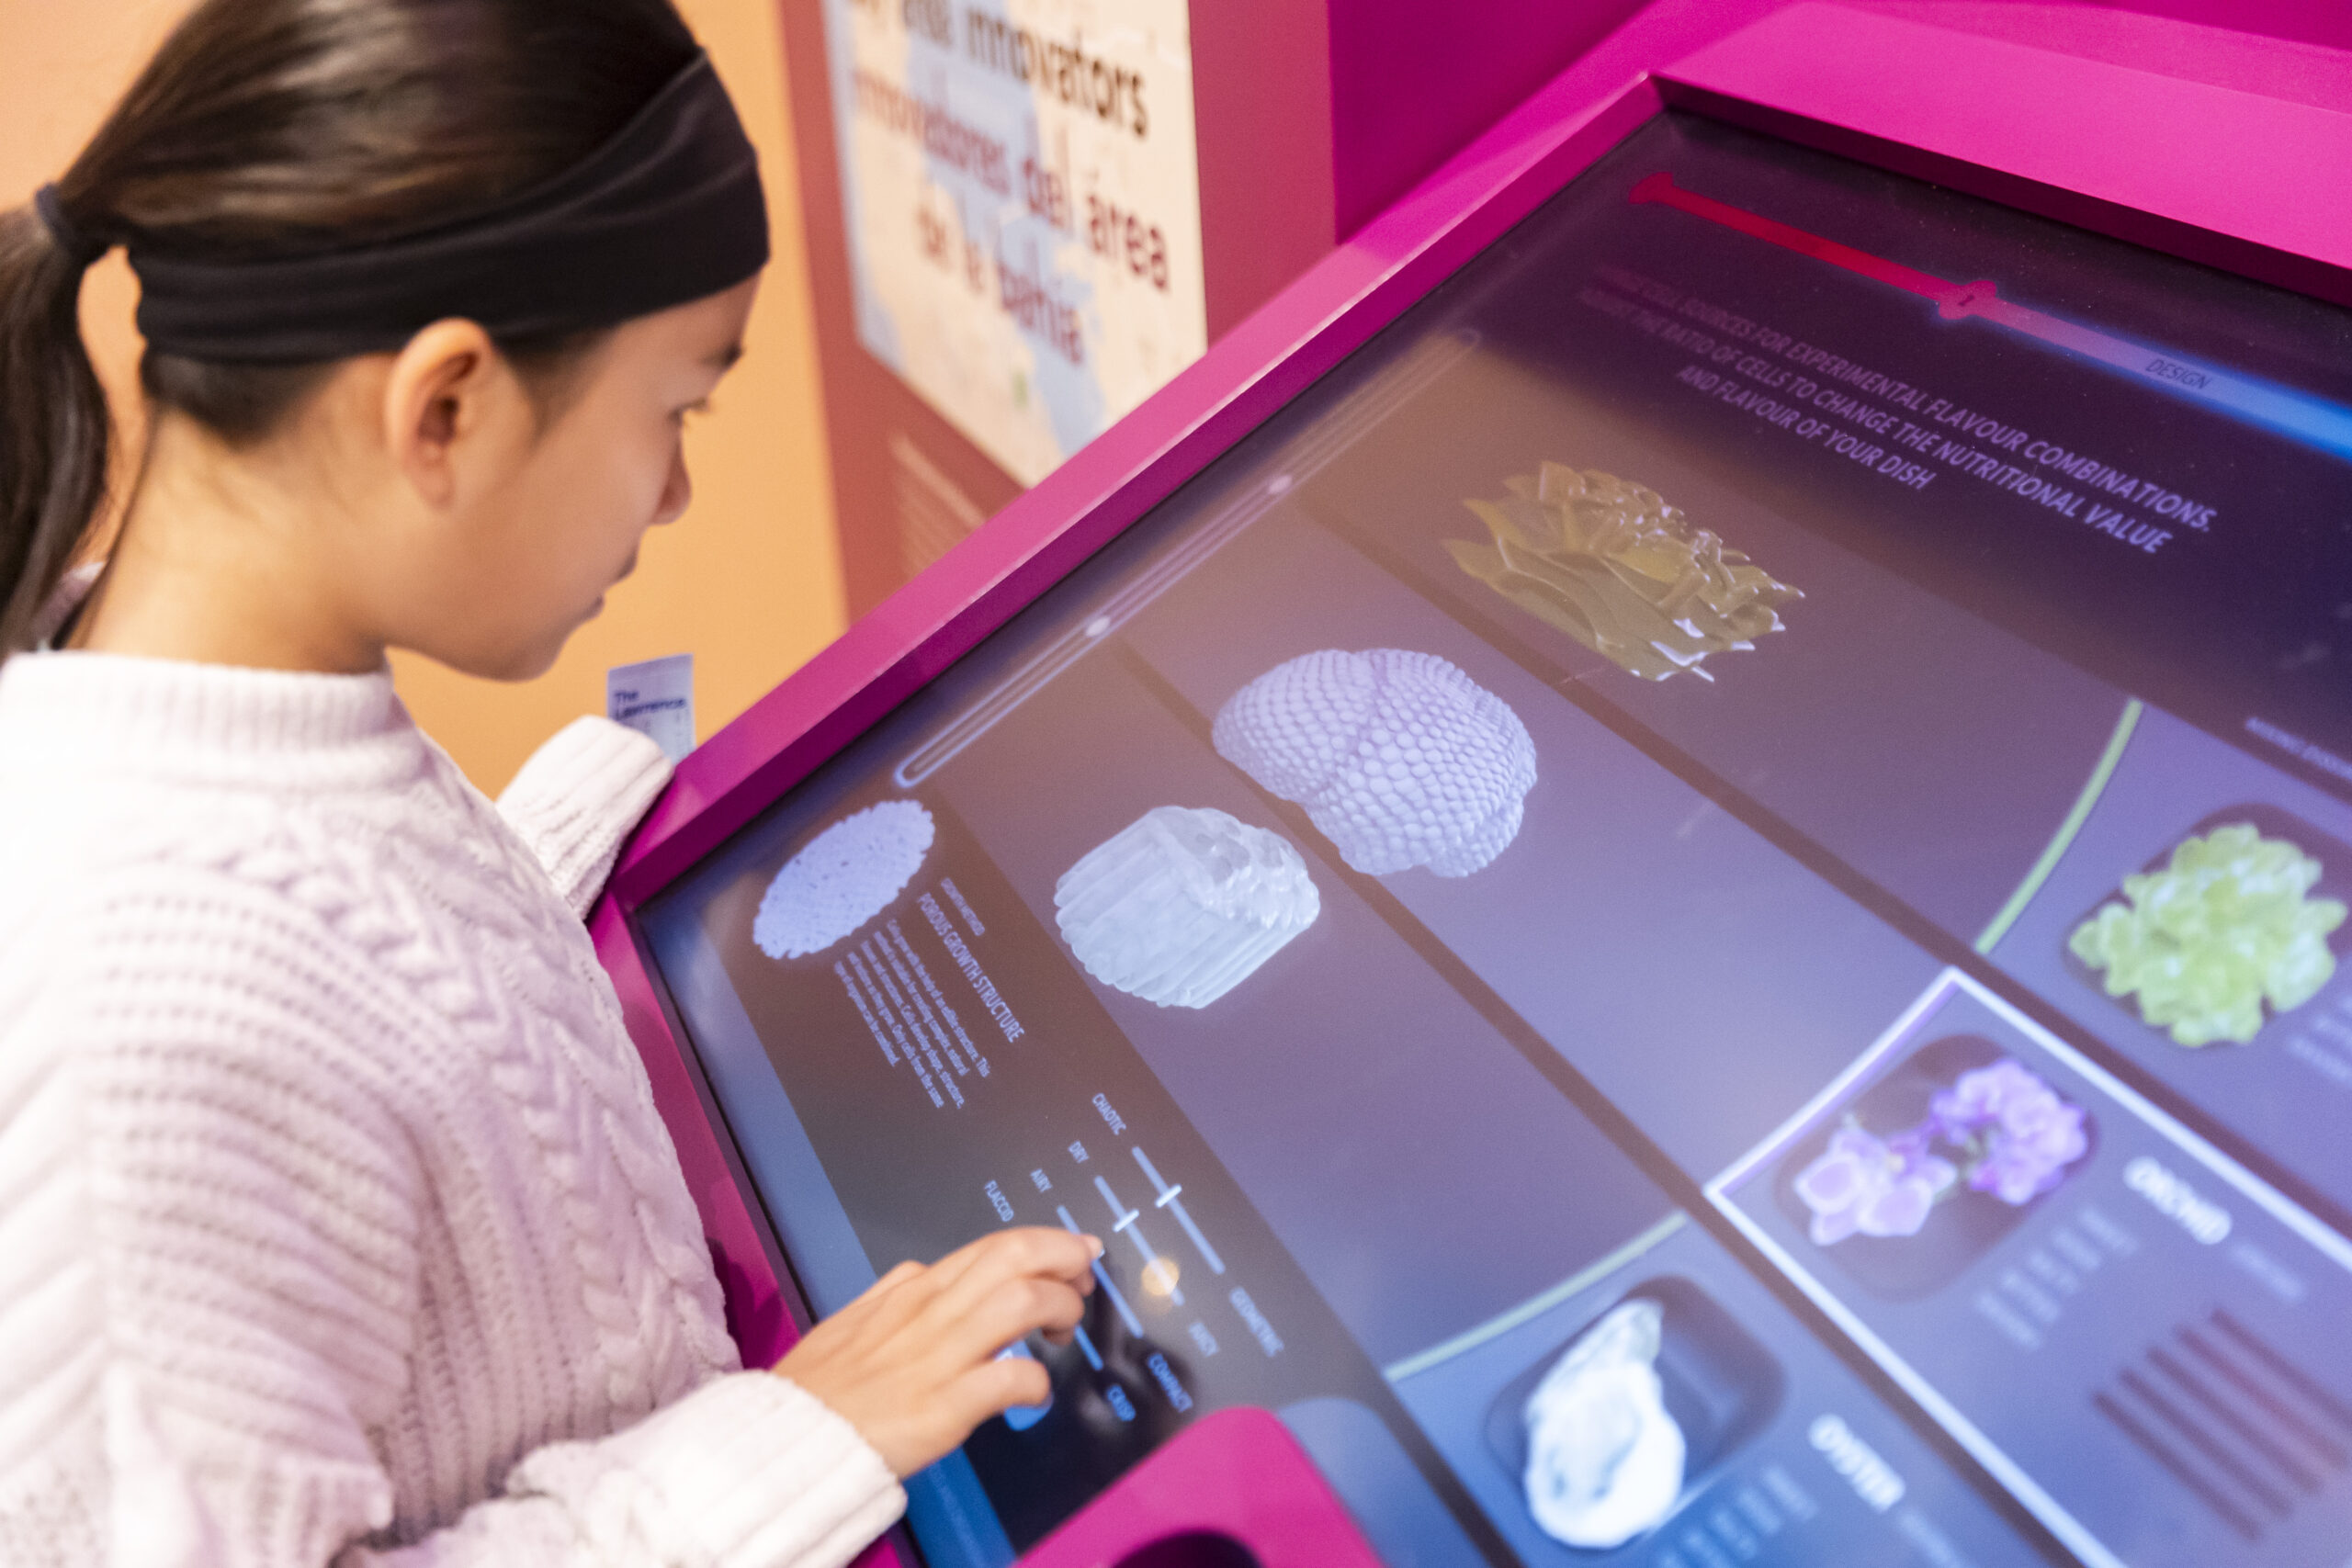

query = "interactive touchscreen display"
[639,113,2352,1568]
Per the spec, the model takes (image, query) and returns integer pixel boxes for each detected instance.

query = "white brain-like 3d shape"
[753,800,935,959]
[1213,649,1537,877]
[1056,807,1319,1010]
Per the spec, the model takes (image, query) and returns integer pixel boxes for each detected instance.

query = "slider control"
[1134,1146,1226,1275]
[1095,1176,1183,1306]
[1058,1202,1143,1338]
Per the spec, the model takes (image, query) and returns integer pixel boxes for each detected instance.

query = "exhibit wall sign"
[823,0,1206,486]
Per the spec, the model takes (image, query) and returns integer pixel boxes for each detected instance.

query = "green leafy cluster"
[2069,822,2346,1047]
[1446,464,1800,682]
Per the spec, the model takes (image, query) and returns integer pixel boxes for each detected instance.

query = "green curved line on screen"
[1974,697,2145,956]
[1384,1213,1687,1383]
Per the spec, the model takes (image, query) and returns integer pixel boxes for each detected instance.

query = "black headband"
[128,53,768,365]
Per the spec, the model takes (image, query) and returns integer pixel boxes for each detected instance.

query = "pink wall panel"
[1326,0,1650,236]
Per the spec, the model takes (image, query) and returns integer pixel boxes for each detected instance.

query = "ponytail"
[0,196,112,651]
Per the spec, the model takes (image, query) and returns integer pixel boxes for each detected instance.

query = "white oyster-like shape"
[1523,1298,1688,1550]
[1212,649,1536,877]
[1055,807,1319,1009]
[753,801,935,959]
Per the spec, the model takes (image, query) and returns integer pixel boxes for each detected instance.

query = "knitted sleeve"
[495,718,673,919]
[0,853,901,1568]
[368,1377,904,1568]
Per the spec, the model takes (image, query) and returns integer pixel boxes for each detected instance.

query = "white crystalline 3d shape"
[1055,807,1319,1009]
[752,800,936,959]
[1212,649,1535,877]
[1522,1298,1688,1550]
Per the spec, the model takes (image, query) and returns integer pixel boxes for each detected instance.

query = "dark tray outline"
[1769,1033,2101,1303]
[1477,1275,1787,1558]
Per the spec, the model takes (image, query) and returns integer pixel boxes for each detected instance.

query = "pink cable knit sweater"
[0,650,902,1565]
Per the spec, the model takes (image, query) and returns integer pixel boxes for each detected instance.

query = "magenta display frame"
[593,4,2352,1562]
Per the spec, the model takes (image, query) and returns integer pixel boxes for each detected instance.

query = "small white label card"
[606,653,696,762]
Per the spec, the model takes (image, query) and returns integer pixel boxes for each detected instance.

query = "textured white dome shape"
[1213,649,1536,877]
[753,800,936,959]
[1056,807,1320,1009]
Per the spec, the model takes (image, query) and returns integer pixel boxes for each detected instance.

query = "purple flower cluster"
[1930,1058,2091,1205]
[1793,1057,2089,1247]
[1792,1125,1957,1245]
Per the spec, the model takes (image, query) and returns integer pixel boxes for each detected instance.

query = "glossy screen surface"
[639,114,2352,1568]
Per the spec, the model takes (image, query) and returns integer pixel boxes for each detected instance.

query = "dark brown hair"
[0,0,701,651]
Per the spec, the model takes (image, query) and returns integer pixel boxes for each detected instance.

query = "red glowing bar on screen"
[1628,173,2352,461]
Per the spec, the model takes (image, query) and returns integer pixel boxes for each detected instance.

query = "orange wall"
[0,0,845,794]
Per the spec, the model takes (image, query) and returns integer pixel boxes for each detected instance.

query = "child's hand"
[775,1226,1102,1477]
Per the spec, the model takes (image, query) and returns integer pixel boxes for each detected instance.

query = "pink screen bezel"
[592,2,2352,1560]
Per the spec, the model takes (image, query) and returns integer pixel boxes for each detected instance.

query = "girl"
[0,2,1097,1563]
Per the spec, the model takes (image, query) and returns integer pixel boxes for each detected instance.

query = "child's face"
[394,278,760,680]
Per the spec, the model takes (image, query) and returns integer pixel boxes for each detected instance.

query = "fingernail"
[1086,1235,1105,1258]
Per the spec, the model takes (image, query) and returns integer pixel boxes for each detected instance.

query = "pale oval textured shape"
[753,801,936,959]
[1055,807,1319,1009]
[1523,1298,1688,1549]
[1214,649,1536,877]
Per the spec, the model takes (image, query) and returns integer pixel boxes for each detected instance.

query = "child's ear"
[381,318,504,508]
